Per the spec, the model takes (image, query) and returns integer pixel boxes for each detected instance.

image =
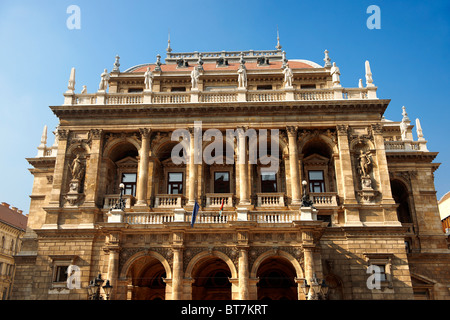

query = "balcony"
[256,193,285,207]
[154,194,185,208]
[205,193,234,208]
[65,87,376,106]
[103,194,135,209]
[311,193,338,208]
[384,140,428,152]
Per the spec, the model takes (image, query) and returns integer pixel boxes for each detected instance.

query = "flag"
[219,198,224,218]
[190,201,199,227]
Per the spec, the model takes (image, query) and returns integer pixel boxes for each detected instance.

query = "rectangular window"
[257,85,272,90]
[171,87,186,92]
[301,84,316,89]
[374,264,387,282]
[168,172,183,194]
[214,172,230,193]
[121,173,137,196]
[261,172,277,193]
[308,170,325,193]
[54,265,68,283]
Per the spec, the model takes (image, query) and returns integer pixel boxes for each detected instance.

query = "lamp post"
[301,273,329,300]
[87,273,113,300]
[113,183,125,210]
[301,180,314,208]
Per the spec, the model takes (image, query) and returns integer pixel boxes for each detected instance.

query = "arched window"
[390,180,412,223]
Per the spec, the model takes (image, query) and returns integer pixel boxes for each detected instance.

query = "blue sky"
[0,0,449,213]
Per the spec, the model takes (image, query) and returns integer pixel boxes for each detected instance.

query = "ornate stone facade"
[11,47,450,300]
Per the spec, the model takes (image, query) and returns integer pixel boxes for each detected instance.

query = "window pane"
[169,172,183,182]
[122,173,136,183]
[261,172,276,181]
[214,172,230,193]
[308,171,324,180]
[215,172,229,182]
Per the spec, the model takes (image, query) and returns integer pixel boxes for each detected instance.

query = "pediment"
[116,156,138,168]
[410,273,436,287]
[303,153,329,165]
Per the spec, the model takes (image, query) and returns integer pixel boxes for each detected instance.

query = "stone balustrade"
[384,140,427,152]
[65,87,375,106]
[154,194,184,208]
[256,193,285,207]
[103,194,134,209]
[205,193,234,208]
[311,193,338,207]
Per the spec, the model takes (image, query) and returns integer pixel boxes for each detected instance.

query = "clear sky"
[0,0,449,214]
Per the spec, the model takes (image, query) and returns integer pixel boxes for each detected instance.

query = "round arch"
[103,137,141,160]
[250,250,304,279]
[185,250,238,279]
[119,250,172,280]
[298,133,338,156]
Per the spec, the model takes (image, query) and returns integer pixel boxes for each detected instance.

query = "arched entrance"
[124,254,168,300]
[191,257,232,300]
[257,257,298,300]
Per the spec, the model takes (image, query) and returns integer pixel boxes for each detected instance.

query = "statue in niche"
[358,149,372,178]
[98,69,110,91]
[144,67,153,91]
[283,63,293,88]
[191,66,200,89]
[71,154,84,181]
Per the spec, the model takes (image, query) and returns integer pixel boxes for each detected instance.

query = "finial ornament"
[112,55,120,73]
[67,67,75,92]
[167,30,172,53]
[365,60,375,87]
[416,118,425,141]
[156,54,162,71]
[40,125,48,147]
[324,50,331,67]
[276,26,282,50]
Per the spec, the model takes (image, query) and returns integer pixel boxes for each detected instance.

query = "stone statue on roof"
[144,67,153,91]
[237,64,247,89]
[191,66,200,89]
[283,63,293,88]
[331,62,341,87]
[98,69,110,91]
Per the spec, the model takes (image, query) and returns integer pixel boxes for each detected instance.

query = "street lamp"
[301,273,328,300]
[301,180,314,208]
[113,183,125,210]
[87,273,113,300]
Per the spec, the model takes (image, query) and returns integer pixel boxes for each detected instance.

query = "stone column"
[136,128,151,206]
[287,126,301,205]
[336,125,361,225]
[84,129,103,207]
[302,230,316,300]
[48,129,69,207]
[238,247,249,300]
[105,231,121,300]
[237,128,250,205]
[172,248,183,300]
[187,127,197,205]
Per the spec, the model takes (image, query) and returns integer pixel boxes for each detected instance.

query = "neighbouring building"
[11,41,450,300]
[0,202,27,300]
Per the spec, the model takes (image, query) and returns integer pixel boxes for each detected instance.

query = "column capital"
[336,125,349,136]
[286,126,298,138]
[57,129,69,141]
[139,128,151,138]
[89,129,103,140]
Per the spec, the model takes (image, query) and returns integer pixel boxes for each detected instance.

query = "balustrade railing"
[205,194,234,207]
[311,193,338,207]
[103,194,134,209]
[256,193,285,207]
[154,194,184,208]
[250,212,301,223]
[67,87,375,106]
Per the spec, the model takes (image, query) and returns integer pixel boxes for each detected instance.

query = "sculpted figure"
[237,65,247,88]
[191,66,200,89]
[283,63,293,87]
[98,69,110,90]
[331,62,341,86]
[358,150,371,178]
[144,67,153,90]
[71,154,83,180]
